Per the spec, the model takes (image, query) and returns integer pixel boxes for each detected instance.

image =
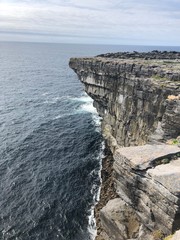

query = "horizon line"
[0,40,180,48]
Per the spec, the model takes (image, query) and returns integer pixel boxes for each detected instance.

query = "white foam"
[43,95,72,104]
[42,92,49,96]
[96,141,105,202]
[73,94,99,116]
[71,93,93,103]
[50,96,67,103]
[80,102,97,114]
[54,115,63,120]
[92,114,102,133]
[76,96,93,103]
[87,141,105,240]
[87,205,97,238]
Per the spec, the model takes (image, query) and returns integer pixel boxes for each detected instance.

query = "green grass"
[163,61,180,64]
[172,139,179,145]
[152,230,164,240]
[153,75,168,81]
[164,234,174,240]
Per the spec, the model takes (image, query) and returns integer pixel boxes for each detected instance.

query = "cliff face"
[69,52,180,240]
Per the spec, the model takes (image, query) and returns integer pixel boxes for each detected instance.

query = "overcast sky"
[0,0,180,45]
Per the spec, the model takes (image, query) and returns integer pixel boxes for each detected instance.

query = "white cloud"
[0,0,180,45]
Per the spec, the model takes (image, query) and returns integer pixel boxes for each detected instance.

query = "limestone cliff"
[69,51,180,240]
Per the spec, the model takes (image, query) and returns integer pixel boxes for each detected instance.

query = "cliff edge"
[69,51,180,240]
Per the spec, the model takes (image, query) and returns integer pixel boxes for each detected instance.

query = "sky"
[0,0,180,45]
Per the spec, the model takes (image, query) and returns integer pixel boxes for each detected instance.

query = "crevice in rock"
[94,144,119,240]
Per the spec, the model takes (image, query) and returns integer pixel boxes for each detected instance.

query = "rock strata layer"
[69,51,180,240]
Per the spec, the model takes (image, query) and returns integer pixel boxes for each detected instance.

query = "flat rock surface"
[100,198,140,240]
[97,51,180,60]
[115,144,180,170]
[147,158,180,195]
[172,230,180,240]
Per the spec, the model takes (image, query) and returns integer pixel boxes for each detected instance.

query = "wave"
[73,94,98,115]
[43,93,98,117]
[71,93,104,240]
[71,93,93,103]
[43,96,71,104]
[80,102,97,114]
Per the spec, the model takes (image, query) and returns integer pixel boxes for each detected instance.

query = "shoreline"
[95,143,119,240]
[88,140,104,240]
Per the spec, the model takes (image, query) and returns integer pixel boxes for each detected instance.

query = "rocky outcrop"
[69,51,180,240]
[70,53,180,147]
[113,145,180,239]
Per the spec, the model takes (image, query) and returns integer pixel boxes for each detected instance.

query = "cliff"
[69,51,180,240]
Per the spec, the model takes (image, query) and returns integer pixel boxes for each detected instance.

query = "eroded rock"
[100,198,140,240]
[114,145,180,237]
[69,54,180,147]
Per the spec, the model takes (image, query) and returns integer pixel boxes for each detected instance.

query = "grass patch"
[164,234,174,240]
[152,230,164,240]
[153,75,168,81]
[172,139,179,145]
[167,138,180,145]
[163,61,180,64]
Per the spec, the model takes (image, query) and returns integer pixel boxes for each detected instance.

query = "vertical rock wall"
[69,52,180,240]
[70,56,180,147]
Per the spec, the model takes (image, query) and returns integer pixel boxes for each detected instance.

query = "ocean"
[0,42,180,240]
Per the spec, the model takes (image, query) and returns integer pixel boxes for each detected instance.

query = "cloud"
[0,0,180,45]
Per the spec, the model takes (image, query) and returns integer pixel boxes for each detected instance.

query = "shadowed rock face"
[114,145,180,238]
[69,53,180,147]
[69,51,180,240]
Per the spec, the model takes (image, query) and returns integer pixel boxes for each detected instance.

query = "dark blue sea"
[0,42,180,240]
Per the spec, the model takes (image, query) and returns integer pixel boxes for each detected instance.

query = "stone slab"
[115,144,180,170]
[147,158,180,195]
[100,198,140,240]
[172,230,180,240]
